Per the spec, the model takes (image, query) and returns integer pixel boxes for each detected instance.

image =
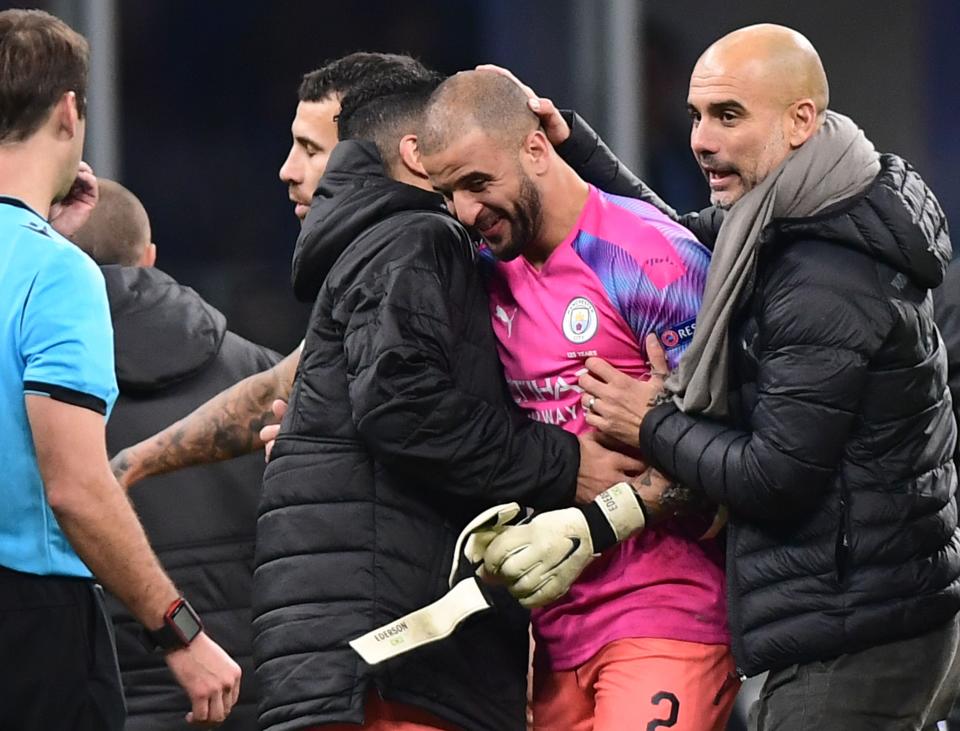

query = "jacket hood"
[771,153,952,289]
[101,265,226,392]
[291,140,450,302]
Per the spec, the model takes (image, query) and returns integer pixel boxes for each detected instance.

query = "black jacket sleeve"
[557,109,725,250]
[340,223,579,510]
[640,242,893,522]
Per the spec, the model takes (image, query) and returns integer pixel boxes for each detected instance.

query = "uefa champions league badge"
[657,316,697,350]
[562,297,598,344]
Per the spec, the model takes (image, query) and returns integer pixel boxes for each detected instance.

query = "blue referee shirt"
[0,196,118,578]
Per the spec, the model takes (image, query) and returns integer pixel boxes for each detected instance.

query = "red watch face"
[167,599,203,645]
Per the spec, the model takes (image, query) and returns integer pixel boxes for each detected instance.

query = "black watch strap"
[144,622,184,651]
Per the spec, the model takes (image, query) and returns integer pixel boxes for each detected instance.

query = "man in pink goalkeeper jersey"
[419,71,738,731]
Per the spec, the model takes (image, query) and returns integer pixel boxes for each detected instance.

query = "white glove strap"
[349,577,490,665]
[596,482,646,541]
[351,502,526,666]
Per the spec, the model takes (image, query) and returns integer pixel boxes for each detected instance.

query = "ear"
[522,129,551,175]
[787,98,819,148]
[54,91,81,141]
[397,134,429,179]
[138,242,157,268]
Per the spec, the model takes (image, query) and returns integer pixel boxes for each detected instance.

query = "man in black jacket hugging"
[253,59,646,731]
[482,23,960,731]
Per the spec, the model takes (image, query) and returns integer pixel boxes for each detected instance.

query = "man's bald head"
[72,179,153,266]
[696,24,828,117]
[419,70,538,156]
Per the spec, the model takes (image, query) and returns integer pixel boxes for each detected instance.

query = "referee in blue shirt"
[0,10,241,730]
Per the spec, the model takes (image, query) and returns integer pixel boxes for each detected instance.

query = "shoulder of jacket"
[763,235,883,294]
[758,235,896,342]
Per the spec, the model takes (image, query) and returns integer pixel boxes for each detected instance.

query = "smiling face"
[278,96,340,221]
[419,126,543,261]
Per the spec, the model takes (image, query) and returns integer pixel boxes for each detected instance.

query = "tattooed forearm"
[110,350,299,488]
[632,468,714,524]
[647,388,673,409]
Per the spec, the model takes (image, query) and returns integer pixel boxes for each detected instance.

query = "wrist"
[579,482,647,553]
[632,471,712,525]
[144,596,204,652]
[553,110,583,158]
[143,587,182,631]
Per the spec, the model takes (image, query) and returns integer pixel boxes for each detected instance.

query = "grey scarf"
[667,111,881,417]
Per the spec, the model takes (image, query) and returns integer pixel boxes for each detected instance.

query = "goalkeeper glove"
[481,482,647,608]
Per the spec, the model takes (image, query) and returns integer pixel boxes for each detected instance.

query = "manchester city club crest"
[562,297,598,344]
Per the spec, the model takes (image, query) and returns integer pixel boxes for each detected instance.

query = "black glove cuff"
[579,501,619,553]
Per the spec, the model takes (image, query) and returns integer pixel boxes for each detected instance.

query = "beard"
[487,171,543,262]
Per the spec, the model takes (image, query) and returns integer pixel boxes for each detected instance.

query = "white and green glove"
[482,482,648,609]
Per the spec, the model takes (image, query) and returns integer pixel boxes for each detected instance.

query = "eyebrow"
[688,99,748,116]
[295,134,324,151]
[433,171,493,197]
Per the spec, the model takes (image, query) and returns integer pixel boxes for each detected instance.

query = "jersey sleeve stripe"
[23,381,108,415]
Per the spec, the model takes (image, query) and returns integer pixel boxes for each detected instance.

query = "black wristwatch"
[144,597,203,652]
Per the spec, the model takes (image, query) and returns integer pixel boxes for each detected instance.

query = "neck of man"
[523,158,590,269]
[0,139,61,220]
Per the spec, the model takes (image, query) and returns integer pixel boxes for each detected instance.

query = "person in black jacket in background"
[72,179,281,731]
[482,25,960,731]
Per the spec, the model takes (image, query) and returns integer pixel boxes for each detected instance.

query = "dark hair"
[336,60,443,168]
[0,9,88,144]
[298,52,425,103]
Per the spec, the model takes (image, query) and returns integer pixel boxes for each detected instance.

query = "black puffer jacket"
[102,266,280,730]
[254,141,579,731]
[639,155,960,675]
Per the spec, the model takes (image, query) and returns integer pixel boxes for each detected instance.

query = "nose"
[451,191,483,227]
[279,146,300,184]
[690,119,719,159]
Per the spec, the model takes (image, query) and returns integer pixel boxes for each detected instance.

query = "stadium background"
[1,0,956,355]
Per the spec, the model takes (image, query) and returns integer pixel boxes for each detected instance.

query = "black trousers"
[750,613,960,731]
[0,566,126,731]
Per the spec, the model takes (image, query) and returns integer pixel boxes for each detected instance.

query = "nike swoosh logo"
[557,537,581,566]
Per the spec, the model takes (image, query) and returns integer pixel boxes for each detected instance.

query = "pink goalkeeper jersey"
[482,185,728,671]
